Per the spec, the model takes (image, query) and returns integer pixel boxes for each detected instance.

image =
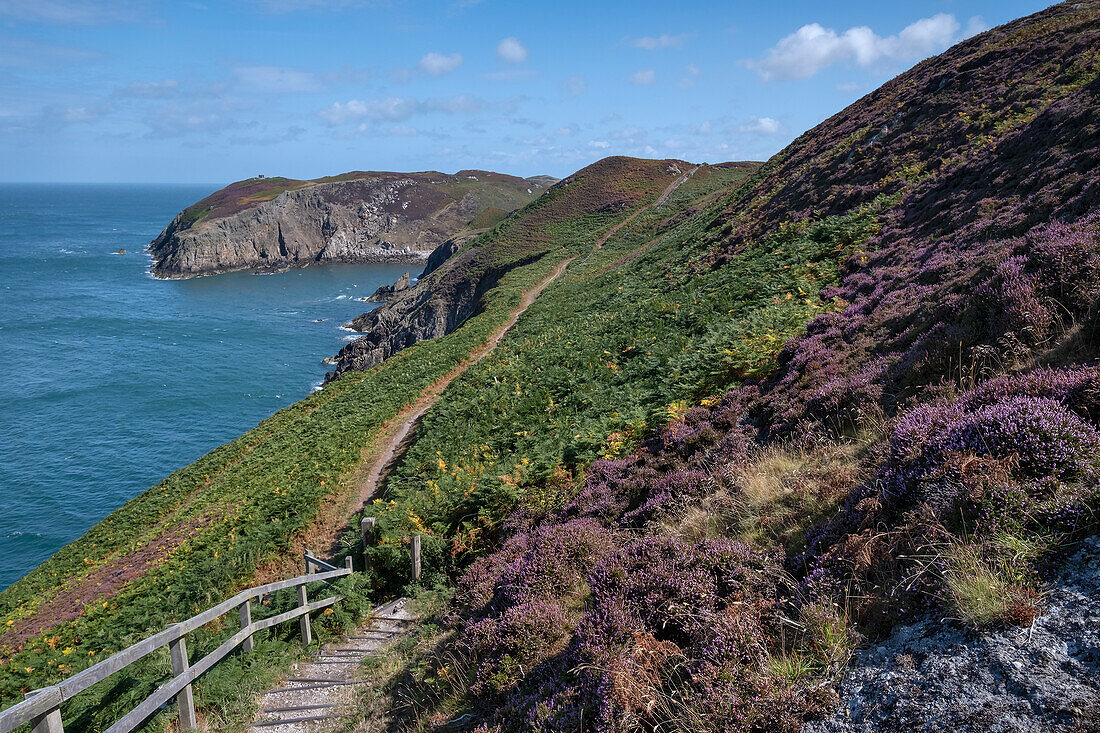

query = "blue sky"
[0,0,1053,183]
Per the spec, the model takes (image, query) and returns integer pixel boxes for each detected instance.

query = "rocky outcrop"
[148,170,554,279]
[806,536,1100,733]
[419,236,466,278]
[362,271,412,303]
[324,156,696,383]
[325,248,544,381]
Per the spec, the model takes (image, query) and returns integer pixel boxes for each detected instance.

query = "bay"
[0,184,410,589]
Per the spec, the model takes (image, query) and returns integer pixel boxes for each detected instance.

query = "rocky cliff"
[325,156,696,382]
[148,170,554,278]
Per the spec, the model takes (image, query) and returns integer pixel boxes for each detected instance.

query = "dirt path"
[248,163,704,731]
[351,167,699,509]
[351,255,576,509]
[349,165,701,511]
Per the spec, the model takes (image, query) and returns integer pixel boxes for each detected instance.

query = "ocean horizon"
[0,183,411,589]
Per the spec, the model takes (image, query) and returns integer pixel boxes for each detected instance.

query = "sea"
[0,184,413,590]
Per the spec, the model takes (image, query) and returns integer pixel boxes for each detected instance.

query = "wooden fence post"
[297,585,312,646]
[304,549,316,574]
[344,556,354,572]
[168,632,197,731]
[361,517,376,572]
[410,534,422,582]
[25,691,63,733]
[239,597,253,654]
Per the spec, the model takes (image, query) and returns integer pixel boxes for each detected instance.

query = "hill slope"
[336,2,1100,731]
[148,169,556,278]
[0,156,757,731]
[5,1,1100,731]
[327,157,699,379]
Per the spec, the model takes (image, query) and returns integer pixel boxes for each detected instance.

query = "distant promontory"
[147,170,557,278]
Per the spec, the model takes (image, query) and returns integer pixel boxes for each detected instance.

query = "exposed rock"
[806,536,1100,733]
[361,271,412,303]
[418,236,466,278]
[115,249,126,255]
[324,156,692,384]
[325,248,544,382]
[148,170,554,279]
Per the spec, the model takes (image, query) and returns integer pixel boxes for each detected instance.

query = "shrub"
[940,541,1042,627]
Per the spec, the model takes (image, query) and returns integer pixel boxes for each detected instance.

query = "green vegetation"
[469,206,510,230]
[0,159,697,729]
[363,180,889,563]
[173,169,541,231]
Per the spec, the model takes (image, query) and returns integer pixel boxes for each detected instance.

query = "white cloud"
[496,37,528,64]
[751,13,963,81]
[611,125,645,141]
[234,65,320,92]
[321,98,414,124]
[319,94,485,125]
[145,102,240,137]
[418,52,463,77]
[630,69,656,86]
[964,15,988,37]
[555,124,579,136]
[483,68,538,82]
[631,33,687,50]
[739,116,781,135]
[114,79,179,98]
[678,63,700,89]
[0,37,102,68]
[247,0,370,12]
[58,106,98,122]
[0,0,142,24]
[561,75,587,97]
[589,140,610,149]
[0,100,110,133]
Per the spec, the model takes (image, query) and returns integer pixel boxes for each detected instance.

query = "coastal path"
[245,163,701,731]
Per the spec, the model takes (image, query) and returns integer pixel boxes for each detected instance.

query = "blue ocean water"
[0,184,411,590]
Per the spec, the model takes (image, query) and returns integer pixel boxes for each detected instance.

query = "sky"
[0,0,1055,184]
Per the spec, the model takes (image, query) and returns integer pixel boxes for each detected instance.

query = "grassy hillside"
[0,157,736,730]
[330,3,1100,731]
[6,2,1100,731]
[175,169,551,231]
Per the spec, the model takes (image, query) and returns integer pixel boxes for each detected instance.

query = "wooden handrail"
[0,559,354,733]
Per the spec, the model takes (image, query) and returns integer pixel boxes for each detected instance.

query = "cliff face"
[325,156,696,382]
[148,170,554,278]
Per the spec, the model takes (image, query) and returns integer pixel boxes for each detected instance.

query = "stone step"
[252,713,340,727]
[263,704,339,714]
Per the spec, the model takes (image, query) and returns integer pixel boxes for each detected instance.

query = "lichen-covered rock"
[805,536,1100,733]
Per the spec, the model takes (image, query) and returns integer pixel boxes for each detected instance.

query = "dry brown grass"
[670,432,875,553]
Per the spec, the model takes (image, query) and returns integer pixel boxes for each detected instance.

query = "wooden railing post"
[239,597,253,654]
[297,584,312,646]
[344,556,354,572]
[361,517,376,571]
[304,549,316,574]
[25,691,63,733]
[168,632,197,731]
[410,534,422,582]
